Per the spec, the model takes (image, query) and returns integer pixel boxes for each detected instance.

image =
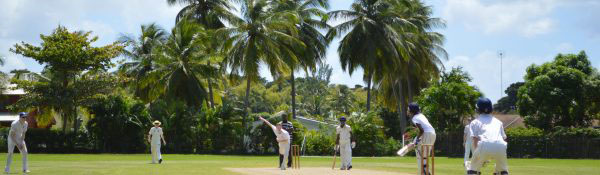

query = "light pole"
[498,51,504,97]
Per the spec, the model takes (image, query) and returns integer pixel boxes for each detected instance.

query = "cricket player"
[335,116,355,170]
[148,120,166,164]
[407,103,436,175]
[464,118,474,167]
[259,116,290,170]
[5,112,30,174]
[467,98,509,175]
[277,114,294,168]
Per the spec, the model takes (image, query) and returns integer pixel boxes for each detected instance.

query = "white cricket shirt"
[149,127,163,145]
[336,124,352,143]
[9,120,28,143]
[270,126,290,143]
[464,123,473,143]
[412,113,435,134]
[469,114,507,143]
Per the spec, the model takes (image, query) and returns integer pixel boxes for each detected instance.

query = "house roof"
[0,113,19,122]
[2,75,26,95]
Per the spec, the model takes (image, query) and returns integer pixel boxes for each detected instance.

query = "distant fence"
[434,132,600,159]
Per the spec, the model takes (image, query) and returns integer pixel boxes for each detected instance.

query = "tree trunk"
[62,110,68,134]
[291,70,297,119]
[407,75,414,103]
[207,62,215,109]
[366,72,372,112]
[207,78,215,109]
[244,77,251,130]
[398,79,408,135]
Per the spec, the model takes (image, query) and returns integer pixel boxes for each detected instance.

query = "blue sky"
[1,0,599,103]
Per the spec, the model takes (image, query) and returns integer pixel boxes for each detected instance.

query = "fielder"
[277,114,294,168]
[467,98,509,175]
[464,117,474,167]
[259,116,290,170]
[5,112,30,174]
[407,103,436,175]
[335,116,355,170]
[148,120,166,164]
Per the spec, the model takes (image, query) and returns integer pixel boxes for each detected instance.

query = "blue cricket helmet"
[408,103,420,114]
[476,97,493,114]
[339,116,346,122]
[19,112,28,118]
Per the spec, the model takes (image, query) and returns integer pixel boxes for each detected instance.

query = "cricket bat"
[331,149,337,169]
[396,143,415,157]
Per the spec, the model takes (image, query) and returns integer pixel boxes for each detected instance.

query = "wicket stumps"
[419,144,435,175]
[292,145,300,169]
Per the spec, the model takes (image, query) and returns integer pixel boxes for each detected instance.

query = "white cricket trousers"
[151,143,162,163]
[464,139,473,162]
[5,140,28,172]
[469,140,508,173]
[416,132,436,175]
[278,141,290,170]
[339,141,352,169]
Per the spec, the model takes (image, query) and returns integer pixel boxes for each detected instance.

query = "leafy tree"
[167,0,237,28]
[87,95,151,153]
[416,67,482,131]
[327,0,404,113]
[145,20,216,109]
[10,26,124,133]
[494,82,524,113]
[0,55,6,92]
[298,63,332,115]
[220,0,305,129]
[271,0,330,119]
[329,85,356,115]
[517,51,600,130]
[118,23,167,103]
[373,0,446,135]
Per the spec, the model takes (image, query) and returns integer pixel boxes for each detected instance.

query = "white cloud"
[443,0,558,37]
[444,50,552,103]
[556,42,574,53]
[0,0,183,73]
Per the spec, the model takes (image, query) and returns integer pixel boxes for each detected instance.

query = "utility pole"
[498,51,504,97]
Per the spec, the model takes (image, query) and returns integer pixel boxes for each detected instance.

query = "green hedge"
[0,128,95,153]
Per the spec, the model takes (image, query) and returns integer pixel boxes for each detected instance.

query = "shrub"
[87,95,151,153]
[303,128,335,155]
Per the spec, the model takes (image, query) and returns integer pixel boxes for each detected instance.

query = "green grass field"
[0,154,598,174]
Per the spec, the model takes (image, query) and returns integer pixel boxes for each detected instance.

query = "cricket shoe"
[347,166,352,170]
[159,159,163,164]
[23,170,31,173]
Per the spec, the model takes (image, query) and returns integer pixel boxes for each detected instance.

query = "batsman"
[335,116,356,170]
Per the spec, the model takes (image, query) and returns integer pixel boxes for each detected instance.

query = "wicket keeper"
[467,98,509,175]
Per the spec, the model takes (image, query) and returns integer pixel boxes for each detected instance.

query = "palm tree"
[219,0,305,128]
[271,0,330,118]
[326,0,411,113]
[118,23,167,103]
[167,0,238,28]
[167,0,236,109]
[374,0,447,132]
[146,20,216,109]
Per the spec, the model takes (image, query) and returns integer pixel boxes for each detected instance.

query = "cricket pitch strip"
[225,167,410,175]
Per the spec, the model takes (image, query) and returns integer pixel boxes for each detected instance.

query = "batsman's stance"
[148,120,166,164]
[5,112,30,174]
[407,103,436,175]
[259,116,291,170]
[335,116,355,170]
[467,98,509,175]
